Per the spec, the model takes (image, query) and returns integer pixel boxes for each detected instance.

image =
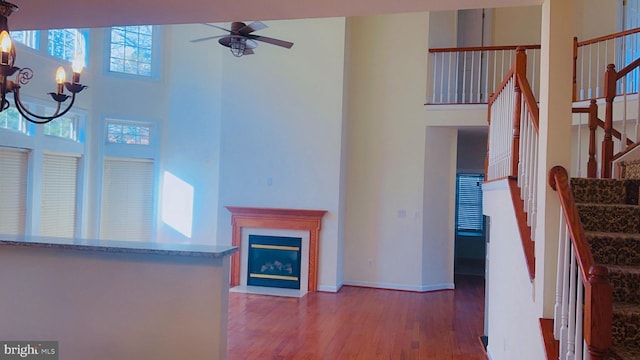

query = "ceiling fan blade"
[190,35,227,43]
[248,35,294,49]
[238,21,267,35]
[202,23,232,32]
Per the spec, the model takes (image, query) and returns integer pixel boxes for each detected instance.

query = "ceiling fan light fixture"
[230,38,246,57]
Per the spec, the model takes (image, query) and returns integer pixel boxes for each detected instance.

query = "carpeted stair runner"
[570,178,640,360]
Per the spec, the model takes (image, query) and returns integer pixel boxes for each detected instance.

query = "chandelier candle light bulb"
[0,30,11,65]
[55,67,66,94]
[71,55,83,83]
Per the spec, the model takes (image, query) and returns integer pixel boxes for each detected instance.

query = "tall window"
[48,29,87,63]
[109,25,154,77]
[0,147,28,235]
[40,153,79,237]
[10,30,39,49]
[107,121,150,145]
[0,105,29,134]
[100,118,158,241]
[100,158,154,241]
[44,113,79,141]
[455,174,484,236]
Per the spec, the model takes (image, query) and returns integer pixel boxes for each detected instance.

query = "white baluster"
[559,239,571,359]
[555,215,567,339]
[574,272,584,360]
[566,247,577,360]
[447,52,453,103]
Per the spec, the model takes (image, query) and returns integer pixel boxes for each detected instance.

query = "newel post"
[584,265,613,360]
[602,64,617,178]
[587,99,598,178]
[511,47,527,178]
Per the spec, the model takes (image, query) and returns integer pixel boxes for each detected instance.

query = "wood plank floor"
[227,275,486,359]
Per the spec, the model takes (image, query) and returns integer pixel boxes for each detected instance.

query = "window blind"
[40,153,79,237]
[455,174,484,235]
[100,158,154,241]
[0,147,28,234]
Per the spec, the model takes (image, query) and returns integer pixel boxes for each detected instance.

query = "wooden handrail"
[516,73,540,132]
[616,56,640,80]
[488,68,515,106]
[596,118,635,146]
[548,166,596,280]
[429,44,541,53]
[577,27,640,47]
[548,166,612,359]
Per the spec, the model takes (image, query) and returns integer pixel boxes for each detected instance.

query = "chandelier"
[0,0,87,125]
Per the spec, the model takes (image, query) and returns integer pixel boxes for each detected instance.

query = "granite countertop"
[0,234,237,258]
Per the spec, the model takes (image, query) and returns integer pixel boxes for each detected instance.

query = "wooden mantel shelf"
[225,206,327,292]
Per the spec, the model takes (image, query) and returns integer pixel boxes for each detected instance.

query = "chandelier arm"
[13,91,77,124]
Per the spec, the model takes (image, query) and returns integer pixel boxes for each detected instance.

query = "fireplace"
[247,235,302,289]
[226,207,327,293]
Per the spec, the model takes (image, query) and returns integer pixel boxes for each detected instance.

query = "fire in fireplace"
[247,235,302,289]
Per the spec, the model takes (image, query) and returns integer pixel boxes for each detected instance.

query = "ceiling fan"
[190,21,294,57]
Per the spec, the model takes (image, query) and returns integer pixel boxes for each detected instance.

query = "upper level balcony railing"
[574,27,640,101]
[428,45,541,105]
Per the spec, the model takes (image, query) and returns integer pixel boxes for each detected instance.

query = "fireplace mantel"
[226,206,327,292]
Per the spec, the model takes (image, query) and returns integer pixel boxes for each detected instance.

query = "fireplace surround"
[226,207,327,292]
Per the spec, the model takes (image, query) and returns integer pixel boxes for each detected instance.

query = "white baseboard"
[487,346,495,360]
[317,281,344,293]
[342,280,455,292]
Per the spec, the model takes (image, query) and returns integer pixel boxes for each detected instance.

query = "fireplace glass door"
[247,235,302,289]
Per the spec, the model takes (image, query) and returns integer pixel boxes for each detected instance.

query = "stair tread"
[586,231,640,240]
[613,302,640,314]
[577,203,640,208]
[605,264,640,274]
[610,344,640,360]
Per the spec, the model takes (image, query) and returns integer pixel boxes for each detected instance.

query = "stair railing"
[428,45,541,104]
[487,47,539,277]
[601,59,640,177]
[574,28,640,101]
[549,166,612,360]
[572,100,634,178]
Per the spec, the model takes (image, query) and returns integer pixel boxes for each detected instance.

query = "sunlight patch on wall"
[161,171,194,238]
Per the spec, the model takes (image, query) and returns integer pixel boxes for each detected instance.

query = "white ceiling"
[7,0,540,30]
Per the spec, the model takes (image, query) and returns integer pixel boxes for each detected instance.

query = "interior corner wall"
[422,127,457,288]
[215,18,347,291]
[343,12,438,291]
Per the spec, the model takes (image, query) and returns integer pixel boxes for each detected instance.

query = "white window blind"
[100,158,154,241]
[455,174,484,235]
[40,153,79,237]
[0,147,28,234]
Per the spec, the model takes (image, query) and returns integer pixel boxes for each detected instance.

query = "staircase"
[570,177,640,359]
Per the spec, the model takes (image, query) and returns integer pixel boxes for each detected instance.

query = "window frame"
[455,173,485,237]
[105,25,161,81]
[97,116,160,241]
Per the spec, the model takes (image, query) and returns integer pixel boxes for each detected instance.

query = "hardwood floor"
[227,275,486,359]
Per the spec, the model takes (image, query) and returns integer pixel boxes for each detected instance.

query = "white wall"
[422,126,457,289]
[158,24,223,244]
[215,17,348,291]
[457,129,488,173]
[483,181,545,360]
[343,12,453,291]
[492,5,542,45]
